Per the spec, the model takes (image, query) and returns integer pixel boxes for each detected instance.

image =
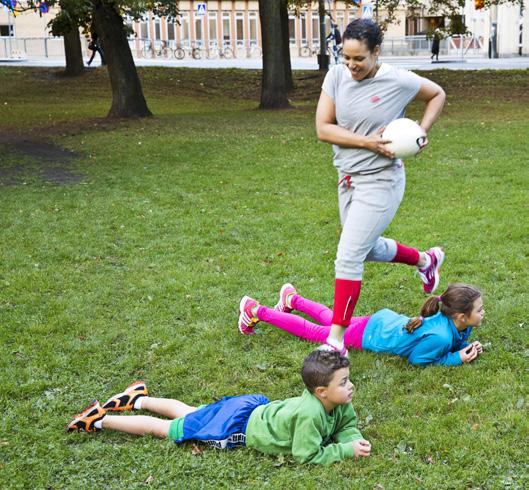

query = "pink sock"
[331,279,362,326]
[391,242,420,266]
[291,295,333,326]
[256,305,329,343]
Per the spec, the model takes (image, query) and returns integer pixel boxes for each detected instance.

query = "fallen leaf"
[273,454,285,467]
[426,455,435,464]
[516,397,524,409]
[144,475,155,484]
[471,423,479,431]
[449,397,459,405]
[191,444,203,456]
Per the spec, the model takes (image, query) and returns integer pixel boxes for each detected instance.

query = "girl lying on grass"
[238,283,484,366]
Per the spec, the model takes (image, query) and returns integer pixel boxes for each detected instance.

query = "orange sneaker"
[66,400,106,433]
[102,380,148,412]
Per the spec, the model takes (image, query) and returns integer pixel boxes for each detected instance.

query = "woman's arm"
[414,78,446,134]
[315,91,395,158]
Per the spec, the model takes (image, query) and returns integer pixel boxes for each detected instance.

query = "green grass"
[1,67,528,489]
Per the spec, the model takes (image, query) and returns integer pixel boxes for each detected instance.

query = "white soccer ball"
[382,118,426,158]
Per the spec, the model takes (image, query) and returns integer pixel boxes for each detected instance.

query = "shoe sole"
[66,399,101,432]
[427,248,445,294]
[238,295,254,335]
[275,283,295,312]
[102,381,147,411]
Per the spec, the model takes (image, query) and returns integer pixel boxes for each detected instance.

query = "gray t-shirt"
[321,63,422,175]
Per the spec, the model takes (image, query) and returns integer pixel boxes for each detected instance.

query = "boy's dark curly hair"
[301,350,349,393]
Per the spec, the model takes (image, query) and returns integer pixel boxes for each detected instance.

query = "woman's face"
[342,39,380,81]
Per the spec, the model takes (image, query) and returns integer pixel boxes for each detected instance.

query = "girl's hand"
[365,127,395,159]
[353,439,372,458]
[459,344,479,363]
[472,340,483,354]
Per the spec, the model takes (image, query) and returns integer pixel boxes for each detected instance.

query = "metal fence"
[381,35,485,57]
[1,34,486,61]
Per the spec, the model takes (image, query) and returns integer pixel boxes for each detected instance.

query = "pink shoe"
[418,247,445,294]
[274,283,297,313]
[317,342,349,358]
[238,296,260,335]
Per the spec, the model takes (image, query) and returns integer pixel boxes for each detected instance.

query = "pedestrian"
[431,28,441,62]
[87,32,106,66]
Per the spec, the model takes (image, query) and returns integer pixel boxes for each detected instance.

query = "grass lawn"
[0,66,528,489]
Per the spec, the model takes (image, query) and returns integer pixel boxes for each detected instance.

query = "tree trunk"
[258,0,290,109]
[93,1,152,118]
[280,0,294,91]
[63,28,85,77]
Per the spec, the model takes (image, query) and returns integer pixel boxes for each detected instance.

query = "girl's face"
[342,39,380,81]
[464,297,485,328]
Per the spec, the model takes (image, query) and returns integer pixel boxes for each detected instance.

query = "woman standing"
[315,19,446,355]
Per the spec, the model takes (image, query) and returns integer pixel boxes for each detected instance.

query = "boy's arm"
[334,404,364,444]
[290,415,356,465]
[408,335,462,366]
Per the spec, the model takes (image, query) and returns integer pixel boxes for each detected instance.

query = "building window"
[300,13,307,45]
[195,16,204,45]
[235,12,244,46]
[311,13,319,45]
[180,12,190,45]
[140,18,149,39]
[289,15,296,45]
[222,12,231,44]
[154,17,161,40]
[208,11,217,45]
[336,11,345,35]
[167,20,175,41]
[249,11,258,45]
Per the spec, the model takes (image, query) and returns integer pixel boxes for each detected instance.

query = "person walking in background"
[87,32,106,66]
[431,28,442,62]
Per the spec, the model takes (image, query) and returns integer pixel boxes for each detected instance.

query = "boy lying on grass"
[67,350,371,465]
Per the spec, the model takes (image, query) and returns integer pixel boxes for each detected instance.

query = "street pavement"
[1,54,529,71]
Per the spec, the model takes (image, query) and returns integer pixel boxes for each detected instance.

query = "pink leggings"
[256,294,371,350]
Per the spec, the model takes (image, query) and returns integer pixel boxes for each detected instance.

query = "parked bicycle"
[235,43,262,59]
[205,44,234,60]
[173,44,202,60]
[142,40,171,59]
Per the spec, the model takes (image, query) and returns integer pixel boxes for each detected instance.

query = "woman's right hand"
[364,127,395,159]
[459,344,479,363]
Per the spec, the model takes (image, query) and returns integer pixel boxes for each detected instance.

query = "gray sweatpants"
[335,164,406,280]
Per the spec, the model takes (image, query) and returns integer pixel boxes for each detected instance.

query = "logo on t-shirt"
[370,95,381,103]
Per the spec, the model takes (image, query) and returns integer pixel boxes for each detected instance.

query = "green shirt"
[245,389,363,465]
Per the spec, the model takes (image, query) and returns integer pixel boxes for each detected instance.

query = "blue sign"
[196,2,206,18]
[361,4,373,19]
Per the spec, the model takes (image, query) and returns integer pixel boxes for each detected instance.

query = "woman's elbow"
[316,123,329,142]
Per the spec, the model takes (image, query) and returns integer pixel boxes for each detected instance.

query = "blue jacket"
[362,309,472,366]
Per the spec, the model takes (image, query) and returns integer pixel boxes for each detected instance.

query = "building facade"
[1,1,528,59]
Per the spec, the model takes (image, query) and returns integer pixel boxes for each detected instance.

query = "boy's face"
[321,367,354,408]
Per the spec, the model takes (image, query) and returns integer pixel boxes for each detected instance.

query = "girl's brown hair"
[405,283,482,333]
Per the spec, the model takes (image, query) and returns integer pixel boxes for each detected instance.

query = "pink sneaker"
[317,342,349,358]
[418,247,445,294]
[274,283,297,313]
[238,296,260,335]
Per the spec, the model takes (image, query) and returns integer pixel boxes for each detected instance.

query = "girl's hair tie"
[437,296,442,302]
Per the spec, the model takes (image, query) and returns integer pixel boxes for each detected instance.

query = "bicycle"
[141,41,171,59]
[205,44,234,60]
[300,44,319,57]
[236,43,261,58]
